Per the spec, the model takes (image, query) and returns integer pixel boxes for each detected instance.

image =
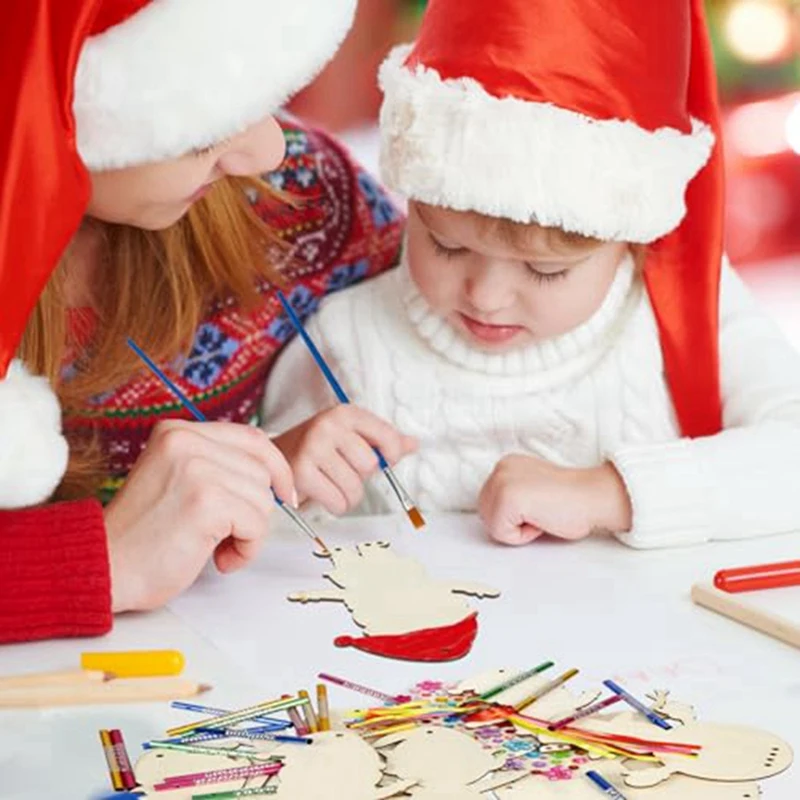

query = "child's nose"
[465,265,514,313]
[216,115,287,178]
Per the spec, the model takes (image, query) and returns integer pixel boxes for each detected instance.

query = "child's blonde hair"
[470,210,648,268]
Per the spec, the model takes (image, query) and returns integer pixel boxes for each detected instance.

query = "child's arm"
[263,300,416,515]
[611,260,800,548]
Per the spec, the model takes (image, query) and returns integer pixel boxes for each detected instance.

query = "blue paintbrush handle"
[276,292,391,471]
[127,338,288,506]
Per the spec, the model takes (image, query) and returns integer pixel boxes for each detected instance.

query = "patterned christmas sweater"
[0,117,404,644]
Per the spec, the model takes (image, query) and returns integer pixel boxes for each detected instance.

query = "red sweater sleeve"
[0,499,112,644]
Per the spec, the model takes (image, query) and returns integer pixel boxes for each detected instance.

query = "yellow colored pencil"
[316,684,330,732]
[299,690,319,733]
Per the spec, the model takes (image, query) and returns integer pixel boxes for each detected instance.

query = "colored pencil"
[155,761,282,791]
[167,695,308,737]
[0,678,210,708]
[480,662,555,701]
[586,770,628,799]
[285,700,310,736]
[144,741,276,760]
[192,788,277,800]
[99,730,124,791]
[0,669,110,690]
[603,680,671,730]
[318,673,399,704]
[298,690,319,732]
[127,337,331,557]
[196,727,312,744]
[549,695,623,730]
[316,684,331,731]
[82,649,185,678]
[110,729,138,790]
[514,668,579,712]
[714,559,800,593]
[171,701,291,730]
[276,291,425,531]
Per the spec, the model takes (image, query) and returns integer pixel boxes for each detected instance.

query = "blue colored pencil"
[275,291,425,530]
[171,701,291,730]
[602,680,672,730]
[586,770,628,799]
[197,727,313,744]
[127,338,330,556]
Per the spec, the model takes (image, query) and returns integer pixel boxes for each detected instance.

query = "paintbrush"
[276,291,425,531]
[127,338,331,557]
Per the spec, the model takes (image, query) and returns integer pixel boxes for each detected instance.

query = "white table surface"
[1,513,799,799]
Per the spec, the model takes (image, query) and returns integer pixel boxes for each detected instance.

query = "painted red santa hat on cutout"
[379,0,725,440]
[0,0,356,508]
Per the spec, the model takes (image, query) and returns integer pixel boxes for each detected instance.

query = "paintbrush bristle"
[407,506,425,530]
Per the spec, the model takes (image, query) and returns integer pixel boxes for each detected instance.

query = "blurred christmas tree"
[707,0,799,100]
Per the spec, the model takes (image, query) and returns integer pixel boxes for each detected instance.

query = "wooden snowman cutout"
[135,743,271,799]
[494,773,762,799]
[289,541,499,661]
[581,692,793,788]
[268,730,414,800]
[374,724,526,798]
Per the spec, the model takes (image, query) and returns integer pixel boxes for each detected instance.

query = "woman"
[0,0,404,644]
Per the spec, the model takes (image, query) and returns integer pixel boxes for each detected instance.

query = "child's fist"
[478,454,632,546]
[275,406,418,515]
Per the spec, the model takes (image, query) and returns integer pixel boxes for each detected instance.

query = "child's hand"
[274,406,418,515]
[478,454,632,545]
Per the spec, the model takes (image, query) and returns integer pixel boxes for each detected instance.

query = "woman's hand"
[104,420,295,613]
[274,405,417,515]
[478,454,633,545]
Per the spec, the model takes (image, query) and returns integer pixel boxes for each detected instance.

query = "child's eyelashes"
[525,264,569,284]
[430,236,467,259]
[429,233,570,284]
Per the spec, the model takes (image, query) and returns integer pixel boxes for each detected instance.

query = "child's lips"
[458,313,526,344]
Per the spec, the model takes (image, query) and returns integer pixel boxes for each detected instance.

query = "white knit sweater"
[264,256,800,548]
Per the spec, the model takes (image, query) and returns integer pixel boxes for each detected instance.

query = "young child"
[264,0,800,549]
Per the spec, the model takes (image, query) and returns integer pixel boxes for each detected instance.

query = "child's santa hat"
[335,612,479,662]
[0,0,356,508]
[380,0,725,440]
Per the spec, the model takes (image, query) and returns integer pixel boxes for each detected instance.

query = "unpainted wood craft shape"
[375,724,526,798]
[577,693,793,787]
[136,743,271,799]
[495,773,762,799]
[269,730,414,800]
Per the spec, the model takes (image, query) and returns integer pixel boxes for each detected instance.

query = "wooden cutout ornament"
[495,773,763,799]
[135,743,272,799]
[578,692,793,787]
[288,541,499,661]
[374,724,527,797]
[268,730,414,800]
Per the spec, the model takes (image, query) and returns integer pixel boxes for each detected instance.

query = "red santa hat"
[379,0,725,439]
[335,612,479,662]
[0,0,356,508]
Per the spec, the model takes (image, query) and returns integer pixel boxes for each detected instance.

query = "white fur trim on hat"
[379,46,716,244]
[75,0,357,169]
[0,362,69,509]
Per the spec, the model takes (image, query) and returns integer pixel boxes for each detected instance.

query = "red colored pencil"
[714,560,800,593]
[109,729,137,790]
